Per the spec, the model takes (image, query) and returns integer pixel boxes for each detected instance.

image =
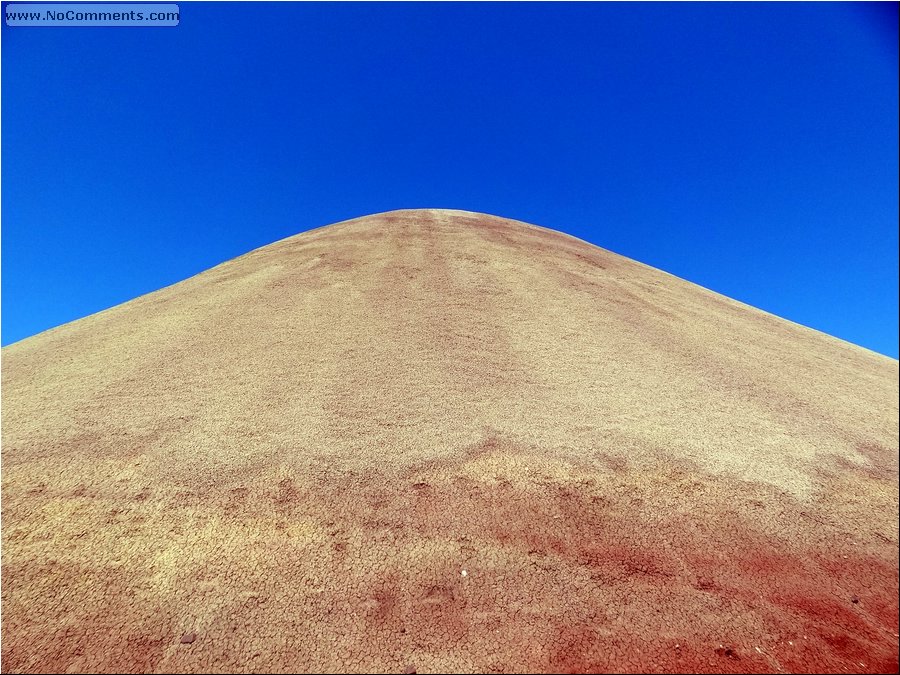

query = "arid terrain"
[1,209,898,674]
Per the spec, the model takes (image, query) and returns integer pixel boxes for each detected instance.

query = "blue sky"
[2,2,898,357]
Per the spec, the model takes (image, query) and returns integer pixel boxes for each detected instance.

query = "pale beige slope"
[2,209,898,674]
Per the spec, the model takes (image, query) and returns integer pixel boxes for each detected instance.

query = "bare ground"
[1,209,898,673]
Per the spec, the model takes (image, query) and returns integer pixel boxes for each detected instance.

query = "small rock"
[180,632,196,644]
[403,666,416,674]
[715,646,738,659]
[851,595,860,604]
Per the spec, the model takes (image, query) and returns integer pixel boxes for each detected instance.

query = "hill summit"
[2,209,898,673]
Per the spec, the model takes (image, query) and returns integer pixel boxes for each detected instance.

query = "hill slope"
[2,209,898,673]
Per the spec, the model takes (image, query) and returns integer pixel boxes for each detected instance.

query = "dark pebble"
[715,646,739,659]
[180,632,196,644]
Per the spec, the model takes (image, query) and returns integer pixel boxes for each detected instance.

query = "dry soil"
[1,209,898,673]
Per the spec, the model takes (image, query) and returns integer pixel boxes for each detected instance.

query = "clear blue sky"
[2,2,898,357]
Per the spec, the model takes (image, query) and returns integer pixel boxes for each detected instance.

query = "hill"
[2,209,897,673]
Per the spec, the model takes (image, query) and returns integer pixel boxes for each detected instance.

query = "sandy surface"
[1,209,898,674]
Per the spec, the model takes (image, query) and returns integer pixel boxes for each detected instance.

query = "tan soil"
[1,209,898,673]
